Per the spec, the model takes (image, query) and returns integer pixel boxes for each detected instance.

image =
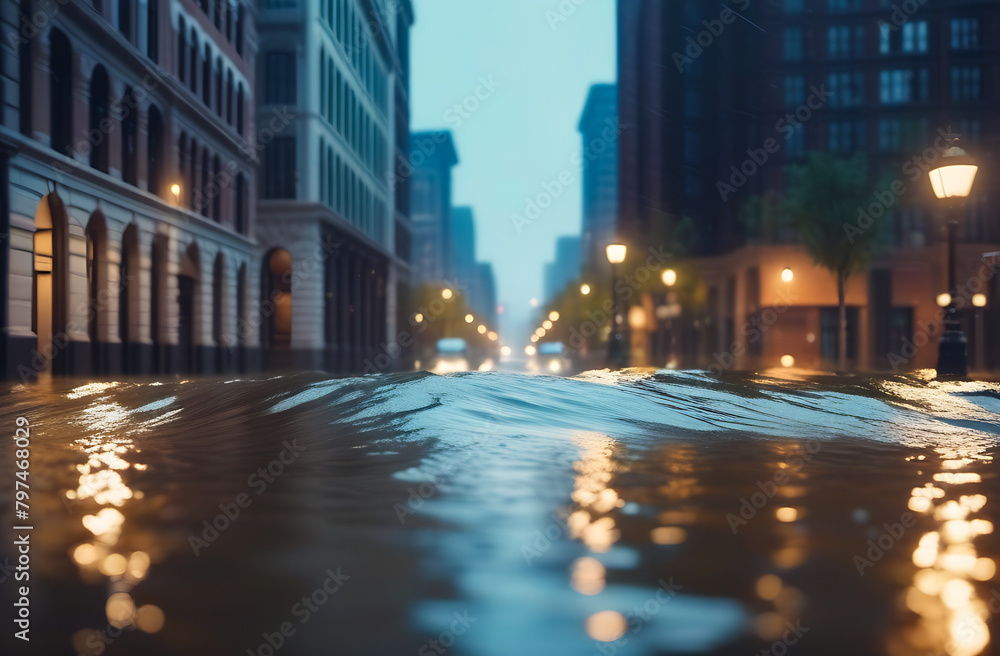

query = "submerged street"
[2,370,998,655]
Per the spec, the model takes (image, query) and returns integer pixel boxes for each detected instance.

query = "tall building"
[409,129,458,285]
[578,84,619,275]
[255,0,414,373]
[471,262,497,327]
[618,0,1000,371]
[544,236,581,302]
[1,0,258,379]
[450,206,476,292]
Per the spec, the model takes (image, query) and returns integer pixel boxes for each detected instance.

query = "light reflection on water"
[2,370,999,656]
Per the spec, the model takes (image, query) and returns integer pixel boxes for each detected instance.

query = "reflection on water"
[1,370,999,656]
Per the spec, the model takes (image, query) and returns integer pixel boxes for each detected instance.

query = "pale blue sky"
[410,0,616,342]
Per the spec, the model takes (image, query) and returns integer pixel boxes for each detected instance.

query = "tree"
[783,152,884,371]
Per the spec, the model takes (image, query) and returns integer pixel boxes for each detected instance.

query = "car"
[532,341,573,374]
[431,337,469,373]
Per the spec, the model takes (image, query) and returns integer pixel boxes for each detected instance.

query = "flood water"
[2,369,999,656]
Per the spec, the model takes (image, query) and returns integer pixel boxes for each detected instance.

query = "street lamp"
[465,314,474,323]
[606,243,628,367]
[442,288,453,300]
[781,268,794,283]
[170,183,181,205]
[928,136,978,377]
[580,284,591,296]
[549,311,560,322]
[662,269,677,287]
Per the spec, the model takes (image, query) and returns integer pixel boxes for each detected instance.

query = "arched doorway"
[212,252,226,373]
[151,234,169,373]
[85,212,108,374]
[120,225,140,374]
[261,248,291,370]
[178,242,200,375]
[33,193,69,375]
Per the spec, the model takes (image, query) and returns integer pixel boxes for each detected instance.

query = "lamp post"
[606,243,628,367]
[928,137,978,377]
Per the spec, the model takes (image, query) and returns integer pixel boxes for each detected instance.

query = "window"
[784,28,803,60]
[828,26,849,57]
[121,88,138,185]
[828,120,861,153]
[18,0,32,136]
[147,0,158,61]
[959,118,980,144]
[236,4,245,55]
[226,70,234,124]
[827,72,863,107]
[235,173,247,234]
[203,45,212,105]
[951,67,981,101]
[178,16,186,82]
[880,69,914,104]
[89,66,110,173]
[212,154,221,220]
[263,137,296,198]
[786,126,805,158]
[879,119,901,152]
[902,21,928,53]
[190,29,198,93]
[951,18,980,50]
[265,52,296,104]
[236,84,244,134]
[215,57,223,116]
[879,23,891,54]
[784,75,804,107]
[119,0,132,41]
[49,29,73,157]
[147,105,164,197]
[820,307,858,362]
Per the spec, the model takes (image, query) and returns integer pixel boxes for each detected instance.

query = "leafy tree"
[783,152,883,371]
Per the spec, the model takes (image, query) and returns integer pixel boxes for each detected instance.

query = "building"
[578,84,619,276]
[255,0,414,373]
[544,235,582,303]
[450,206,476,291]
[617,0,1000,371]
[1,0,259,380]
[409,129,458,286]
[471,262,497,327]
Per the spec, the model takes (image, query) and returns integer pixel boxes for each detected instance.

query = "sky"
[410,0,617,343]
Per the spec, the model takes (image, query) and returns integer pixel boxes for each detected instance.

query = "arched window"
[202,44,211,106]
[18,0,33,136]
[215,57,223,117]
[200,148,209,217]
[189,29,198,93]
[120,87,137,185]
[147,105,164,196]
[178,16,186,83]
[178,132,189,207]
[212,154,221,221]
[147,0,158,62]
[188,139,198,208]
[119,0,132,41]
[236,84,244,135]
[262,249,292,356]
[235,173,246,234]
[89,66,110,173]
[226,70,234,124]
[49,29,73,156]
[236,4,245,56]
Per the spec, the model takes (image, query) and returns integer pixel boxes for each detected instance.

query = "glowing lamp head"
[580,284,591,295]
[973,293,987,308]
[928,145,978,200]
[477,325,487,335]
[441,288,453,300]
[780,355,795,368]
[606,244,627,264]
[170,183,181,197]
[465,314,474,323]
[781,268,794,283]
[662,269,677,287]
[413,313,424,323]
[549,311,560,322]
[542,320,553,330]
[937,293,953,308]
[525,345,537,356]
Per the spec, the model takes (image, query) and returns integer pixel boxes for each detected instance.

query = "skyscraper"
[409,129,458,284]
[450,206,477,292]
[578,84,619,276]
[255,0,414,373]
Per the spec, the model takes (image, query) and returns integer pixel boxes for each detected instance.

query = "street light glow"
[662,269,677,287]
[580,284,591,295]
[535,327,546,337]
[928,145,978,199]
[501,346,512,357]
[530,335,539,343]
[477,325,487,334]
[465,314,474,323]
[170,183,181,198]
[530,298,539,307]
[549,311,560,321]
[442,288,453,300]
[525,345,537,356]
[413,313,424,323]
[542,320,553,330]
[781,268,794,283]
[488,331,498,341]
[973,293,987,308]
[780,355,795,367]
[937,293,952,308]
[606,244,627,264]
